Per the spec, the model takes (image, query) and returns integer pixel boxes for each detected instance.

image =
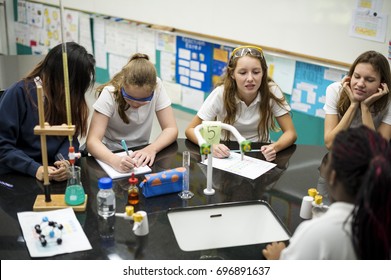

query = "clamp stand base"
[203,188,215,195]
[33,194,87,212]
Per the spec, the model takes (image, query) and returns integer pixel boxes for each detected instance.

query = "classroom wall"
[0,55,44,89]
[31,0,391,66]
[9,0,391,146]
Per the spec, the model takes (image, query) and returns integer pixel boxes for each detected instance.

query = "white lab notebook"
[95,151,151,179]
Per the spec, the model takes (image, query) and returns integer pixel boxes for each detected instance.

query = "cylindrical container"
[133,211,149,236]
[299,196,314,219]
[97,177,116,218]
[178,150,194,199]
[66,165,82,187]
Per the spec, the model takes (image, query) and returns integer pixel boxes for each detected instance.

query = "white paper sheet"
[17,208,91,258]
[201,152,276,180]
[95,151,152,179]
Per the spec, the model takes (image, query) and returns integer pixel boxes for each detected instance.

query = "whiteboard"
[36,0,391,66]
[168,201,290,251]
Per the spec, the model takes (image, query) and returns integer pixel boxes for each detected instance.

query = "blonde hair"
[96,53,157,123]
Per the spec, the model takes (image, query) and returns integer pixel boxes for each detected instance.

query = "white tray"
[167,200,290,251]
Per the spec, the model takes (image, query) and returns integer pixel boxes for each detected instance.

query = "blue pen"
[121,139,130,156]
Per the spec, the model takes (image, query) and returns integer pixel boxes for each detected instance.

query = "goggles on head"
[121,87,154,102]
[230,45,264,60]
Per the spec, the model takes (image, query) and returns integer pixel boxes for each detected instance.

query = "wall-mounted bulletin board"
[11,0,391,146]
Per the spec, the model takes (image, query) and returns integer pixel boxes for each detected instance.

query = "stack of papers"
[95,151,152,179]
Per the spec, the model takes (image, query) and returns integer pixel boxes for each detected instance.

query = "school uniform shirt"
[280,202,356,260]
[0,80,79,177]
[93,77,171,151]
[197,83,290,142]
[323,82,391,128]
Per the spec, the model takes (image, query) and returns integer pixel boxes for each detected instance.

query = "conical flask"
[65,166,85,205]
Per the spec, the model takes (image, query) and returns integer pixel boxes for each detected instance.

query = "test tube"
[178,151,194,199]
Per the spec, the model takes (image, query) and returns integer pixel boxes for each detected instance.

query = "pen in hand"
[121,139,130,156]
[121,140,138,168]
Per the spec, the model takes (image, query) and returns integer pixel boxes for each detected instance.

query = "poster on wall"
[264,53,296,95]
[156,50,176,83]
[79,13,93,54]
[156,31,176,53]
[17,0,27,24]
[105,20,137,58]
[26,1,43,28]
[156,31,176,83]
[175,36,213,93]
[349,0,387,43]
[137,26,156,64]
[63,9,79,43]
[291,61,347,118]
[42,6,61,49]
[211,45,234,90]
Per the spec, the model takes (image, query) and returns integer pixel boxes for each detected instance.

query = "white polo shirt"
[93,77,171,151]
[323,82,391,128]
[280,202,356,260]
[197,83,290,142]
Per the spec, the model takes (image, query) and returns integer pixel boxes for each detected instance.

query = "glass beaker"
[178,151,194,199]
[65,166,86,206]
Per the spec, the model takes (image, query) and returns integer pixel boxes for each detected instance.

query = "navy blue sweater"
[0,80,79,177]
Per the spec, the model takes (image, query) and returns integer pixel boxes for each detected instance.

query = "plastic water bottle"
[97,177,116,218]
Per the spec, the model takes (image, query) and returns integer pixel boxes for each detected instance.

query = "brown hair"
[218,48,288,141]
[337,51,391,116]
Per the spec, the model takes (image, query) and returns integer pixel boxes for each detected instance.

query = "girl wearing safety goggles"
[185,46,297,161]
[87,53,178,172]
